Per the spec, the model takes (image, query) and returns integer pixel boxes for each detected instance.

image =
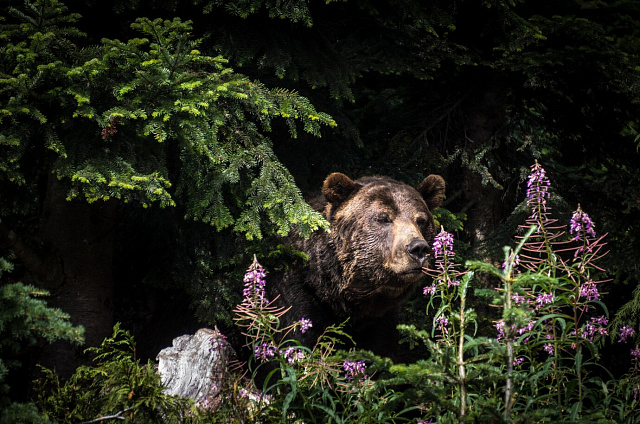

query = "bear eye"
[376,212,392,223]
[416,216,428,226]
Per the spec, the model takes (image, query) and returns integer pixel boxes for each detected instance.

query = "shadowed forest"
[3,0,640,422]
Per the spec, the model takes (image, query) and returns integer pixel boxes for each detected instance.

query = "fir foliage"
[0,257,83,420]
[35,323,194,423]
[0,1,334,240]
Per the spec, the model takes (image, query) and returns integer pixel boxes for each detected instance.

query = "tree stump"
[156,327,235,406]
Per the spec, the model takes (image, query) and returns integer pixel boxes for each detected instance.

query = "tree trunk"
[462,168,503,255]
[461,86,508,258]
[35,176,117,377]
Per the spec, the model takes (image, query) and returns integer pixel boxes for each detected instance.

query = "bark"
[156,328,238,406]
[35,176,118,377]
[462,168,503,254]
[461,86,508,258]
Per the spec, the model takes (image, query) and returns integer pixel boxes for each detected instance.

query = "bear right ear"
[417,175,446,210]
[322,172,360,205]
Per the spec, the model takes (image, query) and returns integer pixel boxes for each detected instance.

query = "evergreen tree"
[0,0,334,377]
[0,257,83,422]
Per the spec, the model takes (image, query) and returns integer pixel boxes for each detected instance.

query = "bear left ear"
[417,175,446,210]
[322,172,361,205]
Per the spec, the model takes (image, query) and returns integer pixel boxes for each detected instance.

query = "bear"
[265,172,446,357]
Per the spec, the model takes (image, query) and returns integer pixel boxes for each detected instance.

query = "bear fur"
[267,172,445,357]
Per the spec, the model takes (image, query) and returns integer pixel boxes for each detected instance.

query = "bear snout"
[406,238,430,265]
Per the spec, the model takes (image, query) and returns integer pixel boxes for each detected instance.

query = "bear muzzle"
[405,238,430,268]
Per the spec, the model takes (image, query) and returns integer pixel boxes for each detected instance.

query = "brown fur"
[268,173,445,355]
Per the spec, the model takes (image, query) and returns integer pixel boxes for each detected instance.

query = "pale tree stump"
[156,327,235,406]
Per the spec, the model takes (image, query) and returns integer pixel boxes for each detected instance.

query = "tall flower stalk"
[423,228,473,422]
[232,257,403,422]
[469,162,612,420]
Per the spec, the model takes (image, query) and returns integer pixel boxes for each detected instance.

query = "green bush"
[0,256,83,423]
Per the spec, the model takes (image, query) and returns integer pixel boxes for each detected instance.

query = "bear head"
[321,172,445,320]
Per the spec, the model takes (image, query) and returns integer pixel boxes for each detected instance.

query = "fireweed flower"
[343,360,367,381]
[280,347,306,364]
[298,317,313,334]
[513,357,525,367]
[579,281,600,301]
[423,283,437,296]
[619,325,636,343]
[570,205,596,242]
[433,228,454,259]
[512,292,527,305]
[435,315,450,337]
[535,292,554,309]
[573,316,608,343]
[631,346,640,360]
[495,320,506,341]
[516,320,536,344]
[502,253,520,270]
[254,342,276,361]
[209,332,227,352]
[581,316,609,342]
[430,227,460,287]
[498,320,534,343]
[241,264,268,309]
[526,162,551,217]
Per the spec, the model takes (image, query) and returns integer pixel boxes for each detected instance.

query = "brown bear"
[267,172,445,357]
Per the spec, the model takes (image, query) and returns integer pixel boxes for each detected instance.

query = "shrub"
[35,324,195,423]
[0,256,83,423]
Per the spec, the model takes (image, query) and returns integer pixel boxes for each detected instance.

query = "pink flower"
[433,229,454,259]
[241,262,268,308]
[511,293,527,305]
[570,205,596,241]
[579,281,600,301]
[423,284,437,296]
[298,317,313,334]
[435,315,449,336]
[619,325,635,343]
[526,162,551,217]
[535,292,554,309]
[280,347,306,364]
[343,360,367,380]
[254,343,276,361]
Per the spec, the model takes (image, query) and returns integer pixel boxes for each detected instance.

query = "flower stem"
[458,287,467,422]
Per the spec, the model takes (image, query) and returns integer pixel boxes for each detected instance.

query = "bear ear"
[322,172,360,205]
[417,175,446,210]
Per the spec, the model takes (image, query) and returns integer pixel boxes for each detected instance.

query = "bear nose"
[406,239,430,263]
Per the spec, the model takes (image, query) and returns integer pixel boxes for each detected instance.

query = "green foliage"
[0,258,83,421]
[389,164,640,422]
[1,402,51,424]
[35,323,195,423]
[0,0,334,240]
[198,0,330,27]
